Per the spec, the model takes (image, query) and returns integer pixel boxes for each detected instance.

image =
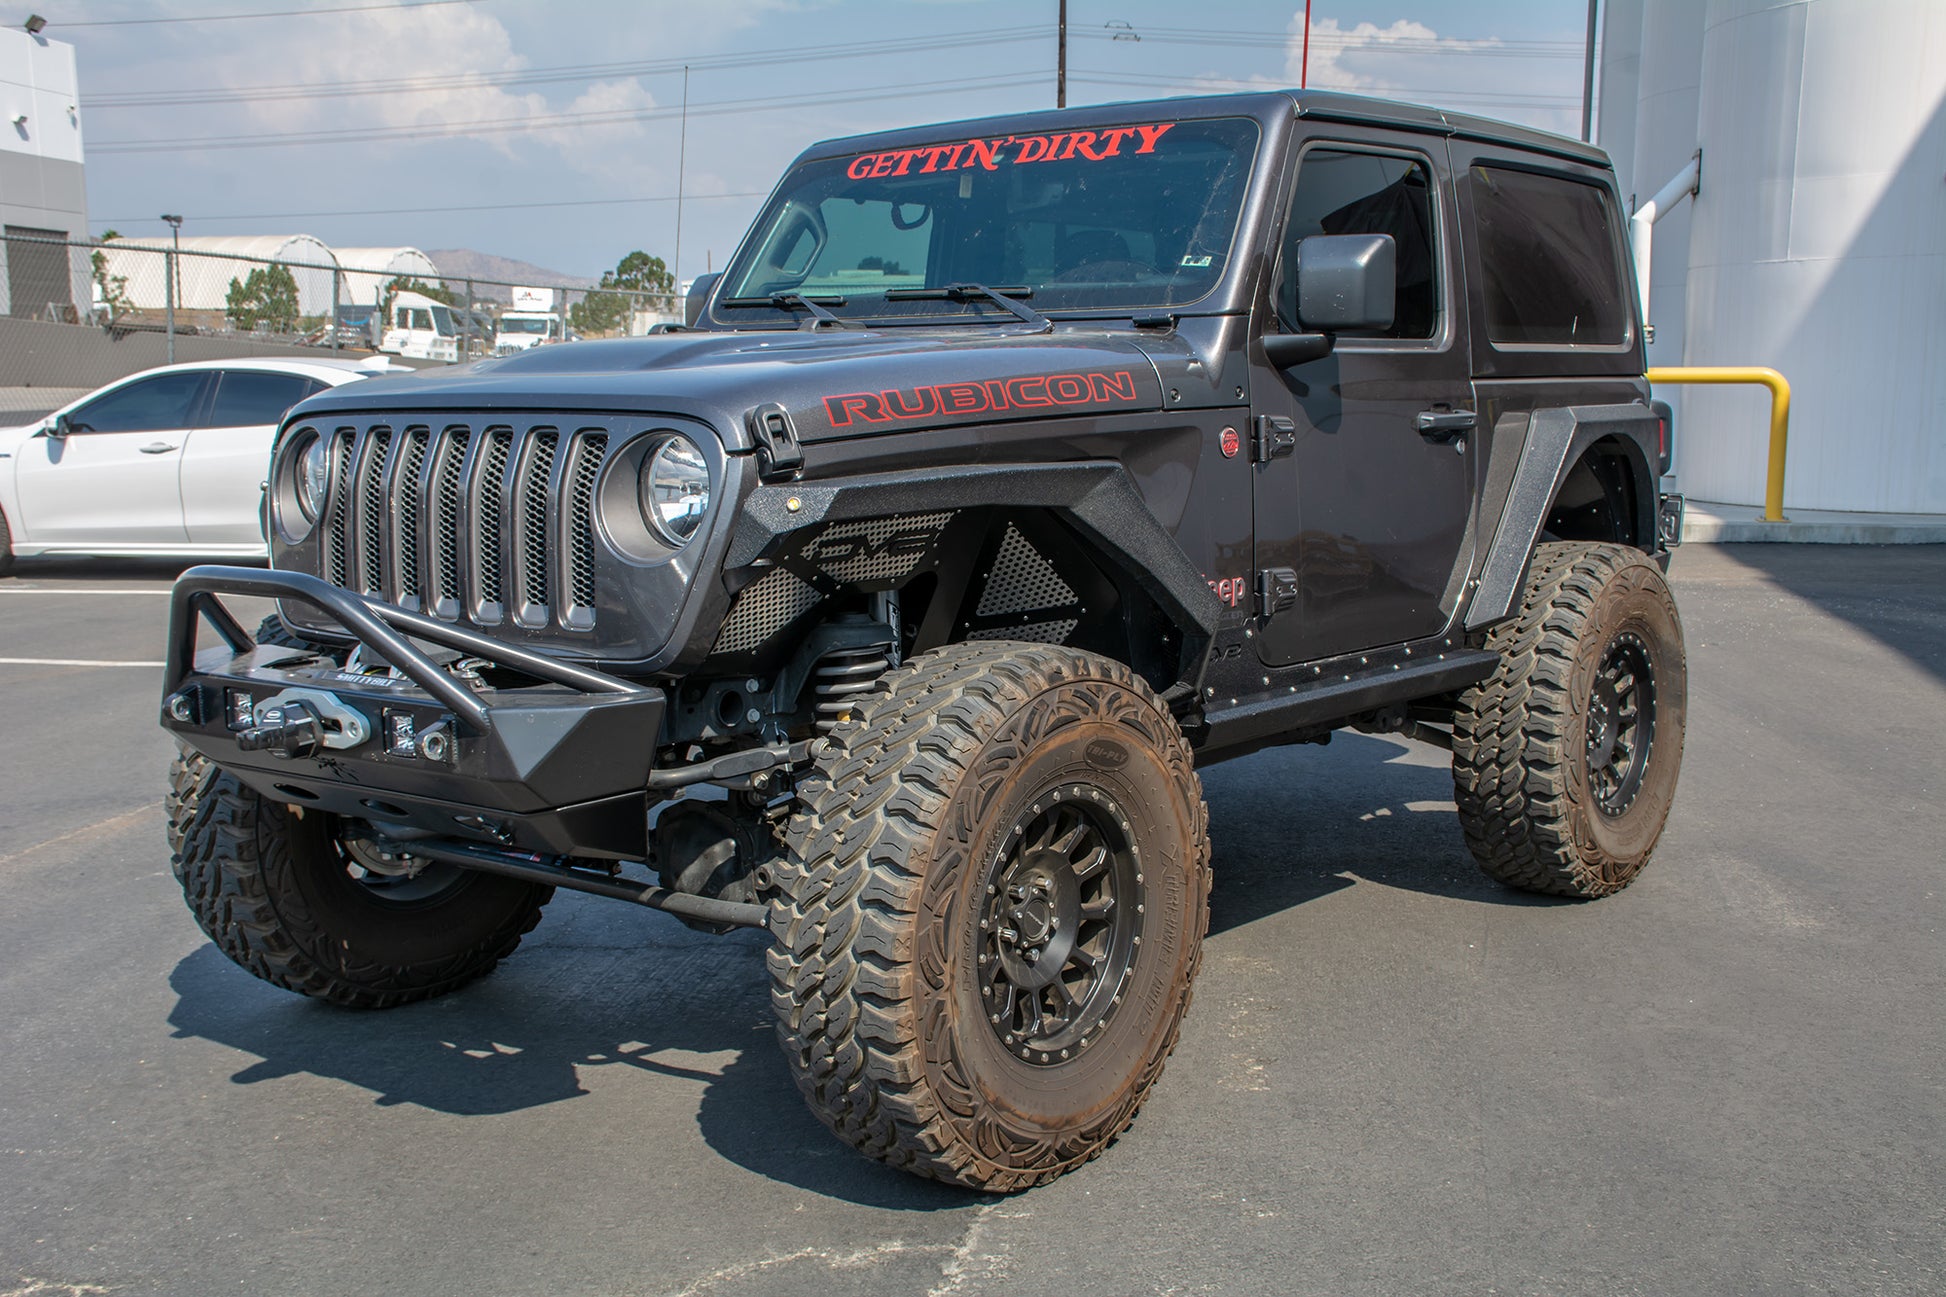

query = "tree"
[90,230,134,324]
[569,251,675,336]
[225,263,300,333]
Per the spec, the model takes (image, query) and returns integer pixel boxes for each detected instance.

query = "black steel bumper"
[160,566,667,861]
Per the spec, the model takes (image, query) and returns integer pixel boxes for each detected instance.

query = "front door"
[1249,135,1476,667]
[13,369,210,547]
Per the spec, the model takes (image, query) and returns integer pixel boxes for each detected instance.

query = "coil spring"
[812,643,892,733]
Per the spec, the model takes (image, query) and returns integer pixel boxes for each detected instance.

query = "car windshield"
[716,116,1260,323]
[500,317,549,334]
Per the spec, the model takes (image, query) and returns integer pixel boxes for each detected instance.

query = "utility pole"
[1581,0,1600,142]
[672,65,689,311]
[160,213,182,364]
[1057,0,1066,108]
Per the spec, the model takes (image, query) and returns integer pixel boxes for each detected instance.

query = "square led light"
[384,709,418,758]
[226,689,255,731]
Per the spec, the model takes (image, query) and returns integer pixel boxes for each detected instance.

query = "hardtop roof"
[801,89,1610,170]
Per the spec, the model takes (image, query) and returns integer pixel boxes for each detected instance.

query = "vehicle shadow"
[164,910,973,1212]
[161,730,1548,1207]
[1203,730,1570,935]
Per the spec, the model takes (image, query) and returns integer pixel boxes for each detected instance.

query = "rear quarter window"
[1472,165,1629,348]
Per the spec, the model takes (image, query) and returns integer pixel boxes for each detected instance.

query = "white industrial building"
[98,233,341,317]
[334,246,440,308]
[1601,0,1946,516]
[0,25,88,319]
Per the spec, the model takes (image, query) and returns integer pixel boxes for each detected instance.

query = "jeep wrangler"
[160,91,1686,1191]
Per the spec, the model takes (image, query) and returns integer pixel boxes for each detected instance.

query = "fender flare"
[1465,404,1660,631]
[725,461,1224,695]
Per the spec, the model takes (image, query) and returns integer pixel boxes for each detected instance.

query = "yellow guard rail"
[1646,366,1791,522]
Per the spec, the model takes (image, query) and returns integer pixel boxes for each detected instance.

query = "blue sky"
[30,0,1593,280]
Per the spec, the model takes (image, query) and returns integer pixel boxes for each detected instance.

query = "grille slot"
[563,434,607,628]
[514,430,559,624]
[474,428,513,619]
[322,427,355,589]
[428,429,470,615]
[310,418,612,633]
[357,427,394,595]
[391,427,431,607]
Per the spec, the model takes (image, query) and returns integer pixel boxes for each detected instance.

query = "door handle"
[140,442,180,454]
[1415,410,1476,444]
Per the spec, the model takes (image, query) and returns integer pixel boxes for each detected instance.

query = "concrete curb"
[1682,500,1946,544]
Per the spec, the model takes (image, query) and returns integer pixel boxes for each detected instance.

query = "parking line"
[0,657,165,667]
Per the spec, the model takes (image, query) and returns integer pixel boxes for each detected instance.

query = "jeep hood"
[289,326,1172,450]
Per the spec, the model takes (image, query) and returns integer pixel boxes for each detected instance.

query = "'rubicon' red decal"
[846,123,1177,179]
[823,370,1142,428]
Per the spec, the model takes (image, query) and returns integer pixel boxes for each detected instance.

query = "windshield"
[717,116,1260,323]
[499,317,550,334]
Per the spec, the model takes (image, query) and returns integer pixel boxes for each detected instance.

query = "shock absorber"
[811,642,892,733]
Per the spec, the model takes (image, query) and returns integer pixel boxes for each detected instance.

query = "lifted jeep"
[161,91,1685,1191]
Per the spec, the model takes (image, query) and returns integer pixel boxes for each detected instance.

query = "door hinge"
[745,401,804,480]
[1256,566,1299,618]
[1253,414,1297,463]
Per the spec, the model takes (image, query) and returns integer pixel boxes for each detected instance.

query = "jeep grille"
[308,418,610,633]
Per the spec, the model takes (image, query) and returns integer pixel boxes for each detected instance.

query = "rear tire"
[1451,541,1686,898]
[769,642,1210,1190]
[167,748,551,1007]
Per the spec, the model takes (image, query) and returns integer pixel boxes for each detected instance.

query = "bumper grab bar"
[166,566,649,734]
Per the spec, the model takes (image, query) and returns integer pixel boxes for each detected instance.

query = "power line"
[1065,72,1576,109]
[94,189,770,225]
[88,72,1046,154]
[83,26,1037,109]
[54,0,484,26]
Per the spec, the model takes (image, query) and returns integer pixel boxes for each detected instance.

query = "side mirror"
[45,413,72,438]
[1294,232,1396,332]
[685,272,720,327]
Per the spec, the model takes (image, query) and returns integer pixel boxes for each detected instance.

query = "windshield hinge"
[745,402,804,481]
[1253,414,1297,463]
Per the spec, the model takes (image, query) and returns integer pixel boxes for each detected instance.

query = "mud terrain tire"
[167,749,551,1007]
[1452,541,1686,898]
[769,642,1211,1191]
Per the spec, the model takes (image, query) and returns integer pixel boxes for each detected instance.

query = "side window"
[204,371,317,429]
[65,371,208,434]
[1471,165,1628,347]
[1282,148,1439,340]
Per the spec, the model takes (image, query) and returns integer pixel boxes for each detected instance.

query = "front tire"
[769,643,1211,1191]
[0,503,14,577]
[167,749,551,1007]
[1452,541,1687,897]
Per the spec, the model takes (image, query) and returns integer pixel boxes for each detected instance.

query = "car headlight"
[296,434,332,522]
[639,435,711,546]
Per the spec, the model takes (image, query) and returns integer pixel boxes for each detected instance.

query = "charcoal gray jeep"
[161,91,1686,1191]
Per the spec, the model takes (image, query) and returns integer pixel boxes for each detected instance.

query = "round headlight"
[296,435,331,523]
[639,435,711,546]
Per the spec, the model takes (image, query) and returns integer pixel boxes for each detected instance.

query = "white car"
[0,357,389,570]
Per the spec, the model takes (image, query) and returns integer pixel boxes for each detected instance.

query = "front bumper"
[160,566,666,859]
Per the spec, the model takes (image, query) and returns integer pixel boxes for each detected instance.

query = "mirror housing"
[1294,232,1396,333]
[684,272,720,327]
[44,412,72,438]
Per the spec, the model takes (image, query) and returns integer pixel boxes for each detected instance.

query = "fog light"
[383,709,418,758]
[226,689,255,731]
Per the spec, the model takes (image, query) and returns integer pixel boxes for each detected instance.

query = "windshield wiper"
[884,283,1051,332]
[718,292,860,329]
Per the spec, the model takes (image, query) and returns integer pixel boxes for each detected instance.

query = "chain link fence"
[0,233,680,422]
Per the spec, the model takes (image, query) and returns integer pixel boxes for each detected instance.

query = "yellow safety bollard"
[1645,366,1791,523]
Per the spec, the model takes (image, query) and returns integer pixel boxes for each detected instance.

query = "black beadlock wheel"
[166,748,552,1008]
[1452,541,1687,898]
[768,642,1211,1191]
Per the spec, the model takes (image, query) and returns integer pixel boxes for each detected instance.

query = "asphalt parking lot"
[1,544,1940,1297]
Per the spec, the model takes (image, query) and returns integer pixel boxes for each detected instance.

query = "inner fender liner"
[1466,404,1660,630]
[725,462,1223,692]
